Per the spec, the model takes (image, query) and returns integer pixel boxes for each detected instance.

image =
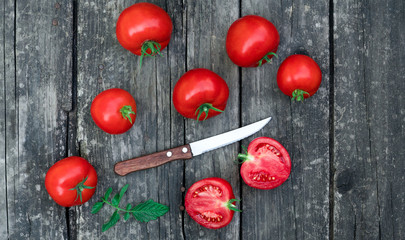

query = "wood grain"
[333,1,405,239]
[2,0,73,239]
[182,0,241,239]
[75,0,186,239]
[240,1,331,239]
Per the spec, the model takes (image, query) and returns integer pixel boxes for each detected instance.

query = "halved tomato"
[238,137,291,190]
[185,177,240,229]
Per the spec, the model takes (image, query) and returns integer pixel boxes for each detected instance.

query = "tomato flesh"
[240,137,291,190]
[185,177,237,229]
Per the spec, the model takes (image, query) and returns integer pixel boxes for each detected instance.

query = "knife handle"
[114,144,193,176]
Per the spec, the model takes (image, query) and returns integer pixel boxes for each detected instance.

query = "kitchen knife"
[114,117,272,176]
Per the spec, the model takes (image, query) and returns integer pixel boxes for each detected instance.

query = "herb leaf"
[132,199,170,223]
[104,187,113,201]
[91,185,169,232]
[91,202,104,214]
[102,210,120,232]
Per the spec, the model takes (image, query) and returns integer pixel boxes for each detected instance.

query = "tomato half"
[116,2,173,66]
[173,68,229,121]
[226,15,280,67]
[185,177,240,229]
[45,156,97,207]
[277,54,322,101]
[91,88,136,134]
[238,137,291,190]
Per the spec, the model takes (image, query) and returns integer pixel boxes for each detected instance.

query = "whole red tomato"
[226,15,279,67]
[277,54,322,101]
[91,88,136,134]
[238,137,291,190]
[173,68,229,121]
[116,2,173,66]
[45,156,97,207]
[185,177,240,229]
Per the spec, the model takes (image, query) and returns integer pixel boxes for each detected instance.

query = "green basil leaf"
[118,184,129,202]
[132,199,169,223]
[112,193,120,207]
[124,212,131,221]
[104,187,113,201]
[91,202,104,214]
[102,210,120,232]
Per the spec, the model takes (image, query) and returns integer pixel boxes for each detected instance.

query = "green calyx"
[70,176,94,203]
[139,41,162,68]
[226,199,242,212]
[120,105,136,124]
[235,145,254,164]
[291,89,310,102]
[194,103,224,121]
[257,52,278,67]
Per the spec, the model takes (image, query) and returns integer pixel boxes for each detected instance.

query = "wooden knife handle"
[114,144,193,176]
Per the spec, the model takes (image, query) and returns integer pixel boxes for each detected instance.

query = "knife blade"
[114,117,272,176]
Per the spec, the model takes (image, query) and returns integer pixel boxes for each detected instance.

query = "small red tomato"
[45,156,97,207]
[116,2,173,66]
[238,137,291,190]
[226,15,280,67]
[173,68,229,121]
[277,54,322,101]
[91,88,136,134]
[185,177,240,229]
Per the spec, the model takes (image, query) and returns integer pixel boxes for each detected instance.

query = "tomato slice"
[185,177,240,229]
[239,137,291,190]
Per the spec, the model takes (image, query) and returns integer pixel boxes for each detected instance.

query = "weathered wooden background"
[1,0,404,239]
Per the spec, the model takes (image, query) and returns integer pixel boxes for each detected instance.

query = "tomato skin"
[277,54,322,100]
[91,88,136,135]
[240,137,291,190]
[173,68,229,121]
[45,156,97,207]
[226,15,280,67]
[116,2,173,55]
[185,177,237,229]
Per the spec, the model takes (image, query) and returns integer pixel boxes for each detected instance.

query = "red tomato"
[238,137,291,190]
[185,177,240,229]
[91,88,136,134]
[226,15,280,67]
[116,2,173,66]
[173,68,229,121]
[277,54,322,101]
[45,156,97,207]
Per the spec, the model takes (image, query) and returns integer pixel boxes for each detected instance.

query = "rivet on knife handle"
[114,145,193,176]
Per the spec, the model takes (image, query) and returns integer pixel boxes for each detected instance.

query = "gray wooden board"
[75,0,185,239]
[333,1,405,239]
[2,0,73,239]
[0,0,8,237]
[183,0,241,239]
[240,1,331,240]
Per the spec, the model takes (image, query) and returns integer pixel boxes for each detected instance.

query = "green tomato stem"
[226,199,242,212]
[257,52,278,67]
[291,89,310,102]
[139,41,162,68]
[194,103,224,121]
[69,176,94,203]
[120,105,136,124]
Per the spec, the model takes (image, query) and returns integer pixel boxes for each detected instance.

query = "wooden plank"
[0,0,8,237]
[240,1,330,239]
[333,0,405,239]
[4,1,73,239]
[75,1,185,239]
[183,0,241,239]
